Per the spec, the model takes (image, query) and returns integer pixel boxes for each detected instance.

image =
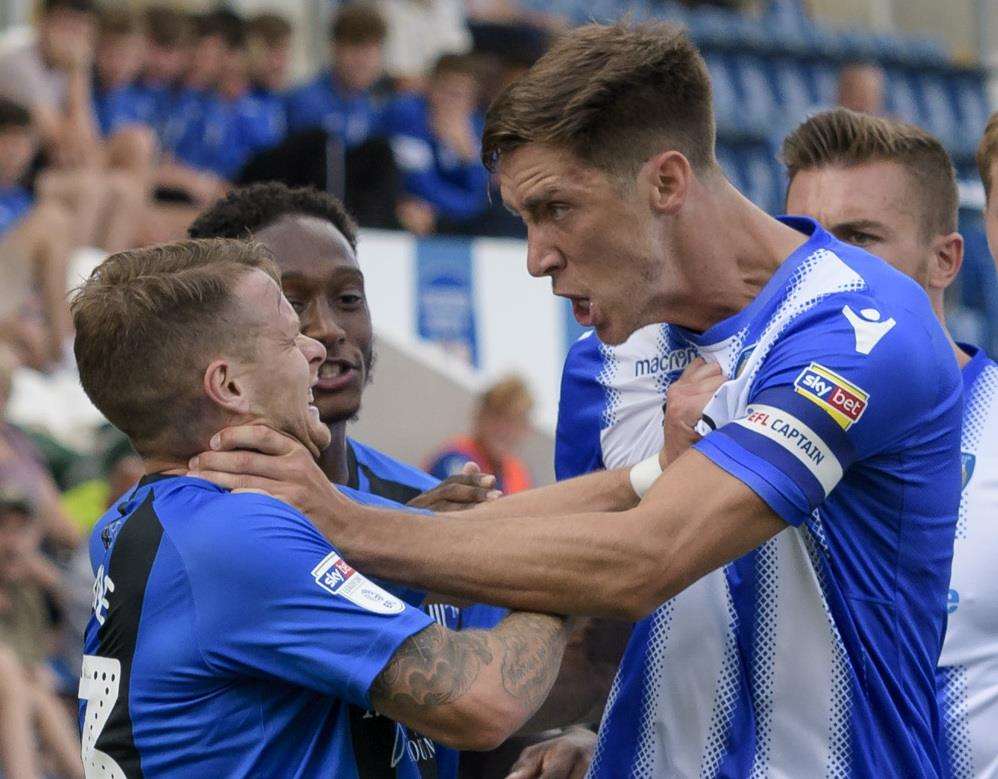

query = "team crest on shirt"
[961,452,976,491]
[793,362,869,429]
[734,343,757,379]
[311,552,405,615]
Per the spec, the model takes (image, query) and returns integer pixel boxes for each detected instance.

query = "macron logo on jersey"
[312,552,405,615]
[794,363,869,430]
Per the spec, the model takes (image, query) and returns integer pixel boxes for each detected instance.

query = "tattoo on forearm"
[498,614,567,707]
[371,623,493,708]
[371,614,569,717]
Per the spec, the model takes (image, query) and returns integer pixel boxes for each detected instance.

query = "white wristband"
[629,454,663,499]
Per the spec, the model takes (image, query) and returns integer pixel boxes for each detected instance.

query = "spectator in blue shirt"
[92,8,157,138]
[134,7,223,208]
[386,54,490,235]
[173,12,286,182]
[285,4,388,147]
[136,4,194,148]
[0,100,73,369]
[148,11,238,208]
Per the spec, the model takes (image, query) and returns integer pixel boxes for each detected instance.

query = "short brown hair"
[977,112,998,200]
[481,21,715,176]
[329,4,386,45]
[71,239,279,456]
[144,6,193,48]
[98,6,143,38]
[782,108,958,237]
[248,12,292,46]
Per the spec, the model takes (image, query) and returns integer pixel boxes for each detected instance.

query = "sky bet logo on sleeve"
[793,363,869,430]
[312,552,405,615]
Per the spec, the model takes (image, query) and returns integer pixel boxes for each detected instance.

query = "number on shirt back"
[79,655,126,779]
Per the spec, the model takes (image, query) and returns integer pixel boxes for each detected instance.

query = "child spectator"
[149,11,232,207]
[0,0,152,183]
[386,53,490,234]
[134,6,193,156]
[425,375,534,494]
[92,7,156,138]
[0,100,74,369]
[247,12,293,102]
[142,5,193,92]
[173,10,286,183]
[285,3,388,146]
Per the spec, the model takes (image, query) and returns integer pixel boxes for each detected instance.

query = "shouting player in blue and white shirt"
[544,107,998,779]
[192,25,964,777]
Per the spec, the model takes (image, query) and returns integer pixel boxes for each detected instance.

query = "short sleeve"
[184,494,433,708]
[694,294,953,526]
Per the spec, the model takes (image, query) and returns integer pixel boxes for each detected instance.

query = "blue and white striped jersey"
[939,344,998,779]
[555,324,695,478]
[558,216,962,777]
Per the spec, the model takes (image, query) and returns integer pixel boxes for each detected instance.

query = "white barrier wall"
[355,230,584,433]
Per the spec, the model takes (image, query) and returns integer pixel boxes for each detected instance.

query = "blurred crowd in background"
[0,0,997,776]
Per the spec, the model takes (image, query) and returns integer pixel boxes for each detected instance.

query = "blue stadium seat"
[652,0,689,27]
[742,148,784,213]
[884,68,921,124]
[688,7,742,48]
[952,74,990,158]
[715,143,744,189]
[703,51,740,137]
[904,37,950,68]
[918,72,961,151]
[731,53,778,139]
[812,64,839,106]
[837,28,882,61]
[763,0,810,34]
[770,59,817,123]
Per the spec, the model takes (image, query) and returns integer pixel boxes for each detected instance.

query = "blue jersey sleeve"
[555,333,606,480]
[183,493,433,708]
[694,294,957,526]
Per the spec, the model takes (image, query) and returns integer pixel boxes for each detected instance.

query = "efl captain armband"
[629,455,663,499]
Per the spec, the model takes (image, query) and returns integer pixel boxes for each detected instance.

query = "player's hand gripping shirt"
[587,217,962,778]
[938,344,998,779]
[81,473,438,778]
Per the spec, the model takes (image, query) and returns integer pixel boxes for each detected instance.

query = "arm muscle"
[370,613,571,750]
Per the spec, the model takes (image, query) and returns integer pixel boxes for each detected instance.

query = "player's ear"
[203,358,251,416]
[929,231,964,292]
[643,150,692,216]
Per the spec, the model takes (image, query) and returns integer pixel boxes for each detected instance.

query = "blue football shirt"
[285,71,384,147]
[589,217,962,777]
[81,473,436,777]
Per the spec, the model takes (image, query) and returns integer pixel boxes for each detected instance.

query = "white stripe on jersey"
[597,324,696,470]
